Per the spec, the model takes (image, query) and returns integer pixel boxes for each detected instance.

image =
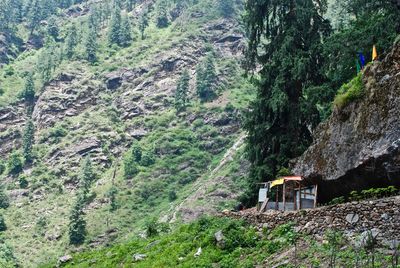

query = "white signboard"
[258,188,268,202]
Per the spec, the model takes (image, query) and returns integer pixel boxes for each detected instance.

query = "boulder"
[345,213,359,224]
[214,230,225,248]
[133,253,147,262]
[57,255,72,265]
[105,73,122,90]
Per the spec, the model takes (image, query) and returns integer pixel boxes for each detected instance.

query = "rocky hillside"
[0,0,254,266]
[292,40,400,202]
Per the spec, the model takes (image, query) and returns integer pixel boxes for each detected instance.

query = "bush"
[140,151,155,167]
[7,151,23,175]
[328,196,345,205]
[19,176,29,189]
[123,155,139,179]
[334,72,364,110]
[0,161,5,175]
[0,215,6,232]
[168,190,177,202]
[0,187,9,209]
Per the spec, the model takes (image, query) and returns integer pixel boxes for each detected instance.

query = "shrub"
[168,190,177,202]
[140,151,155,167]
[19,176,29,189]
[328,196,345,205]
[7,151,23,175]
[0,187,9,209]
[123,155,139,179]
[0,215,6,232]
[0,161,5,175]
[334,72,364,110]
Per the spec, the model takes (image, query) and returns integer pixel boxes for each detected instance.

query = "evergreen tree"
[196,55,217,102]
[175,70,190,112]
[27,0,43,35]
[80,156,95,196]
[218,0,235,18]
[243,0,331,202]
[85,22,98,63]
[139,13,149,40]
[68,193,86,245]
[22,120,35,164]
[156,0,169,28]
[7,151,23,175]
[0,161,5,175]
[65,24,78,59]
[47,16,59,40]
[108,6,122,46]
[22,74,35,105]
[107,186,118,212]
[119,14,132,47]
[0,214,6,232]
[0,186,9,209]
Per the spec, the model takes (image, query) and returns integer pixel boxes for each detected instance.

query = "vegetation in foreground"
[39,216,399,268]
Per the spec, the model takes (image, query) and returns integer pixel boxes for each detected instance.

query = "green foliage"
[145,218,159,237]
[85,22,98,63]
[123,154,139,179]
[7,151,23,175]
[218,0,235,18]
[168,190,177,202]
[0,215,6,232]
[21,74,35,105]
[68,193,87,245]
[0,161,5,175]
[107,186,118,212]
[119,14,133,47]
[108,7,122,46]
[243,0,330,199]
[334,72,364,110]
[22,120,35,164]
[47,16,59,40]
[80,156,95,196]
[0,236,17,268]
[174,69,190,112]
[139,12,149,40]
[0,186,9,209]
[156,0,169,28]
[196,54,217,102]
[65,24,78,59]
[140,150,155,167]
[328,196,345,205]
[18,175,29,189]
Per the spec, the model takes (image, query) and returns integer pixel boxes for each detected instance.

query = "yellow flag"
[372,45,378,61]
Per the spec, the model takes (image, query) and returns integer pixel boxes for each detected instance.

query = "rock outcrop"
[225,195,400,247]
[292,41,400,202]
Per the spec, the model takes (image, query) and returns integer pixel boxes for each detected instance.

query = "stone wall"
[224,196,400,245]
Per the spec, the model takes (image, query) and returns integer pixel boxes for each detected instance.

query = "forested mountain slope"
[0,0,254,266]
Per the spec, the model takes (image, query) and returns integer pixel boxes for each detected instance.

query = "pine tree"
[196,55,217,102]
[27,0,42,35]
[85,22,98,63]
[0,186,9,209]
[0,214,6,232]
[139,13,149,40]
[107,186,118,212]
[47,16,59,40]
[80,156,95,196]
[22,74,35,104]
[68,193,86,245]
[243,0,331,201]
[108,6,122,46]
[156,0,169,28]
[22,120,35,164]
[65,24,78,59]
[119,14,132,47]
[175,70,190,112]
[218,0,235,18]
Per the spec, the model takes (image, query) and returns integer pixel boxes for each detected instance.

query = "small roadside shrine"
[257,176,318,212]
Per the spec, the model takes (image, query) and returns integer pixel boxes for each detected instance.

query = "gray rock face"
[292,42,400,201]
[133,253,147,262]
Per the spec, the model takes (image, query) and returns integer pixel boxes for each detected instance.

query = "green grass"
[333,72,364,110]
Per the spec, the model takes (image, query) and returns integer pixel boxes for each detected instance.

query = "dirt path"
[169,133,247,223]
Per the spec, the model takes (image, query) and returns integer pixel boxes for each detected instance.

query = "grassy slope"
[0,0,256,267]
[41,216,396,268]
